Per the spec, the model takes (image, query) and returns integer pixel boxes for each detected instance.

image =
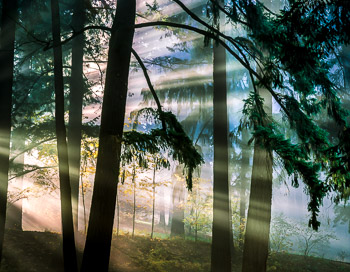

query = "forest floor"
[1,229,350,272]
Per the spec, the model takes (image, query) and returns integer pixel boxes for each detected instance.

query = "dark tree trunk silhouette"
[68,0,85,233]
[0,0,17,265]
[242,88,273,272]
[50,0,78,271]
[211,2,232,270]
[81,0,136,270]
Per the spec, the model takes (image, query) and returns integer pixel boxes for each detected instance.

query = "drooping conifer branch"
[131,48,166,130]
[252,124,328,230]
[122,111,203,190]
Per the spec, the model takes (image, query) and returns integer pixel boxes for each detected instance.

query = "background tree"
[68,0,86,233]
[50,0,78,270]
[242,78,273,272]
[0,0,17,266]
[210,1,232,270]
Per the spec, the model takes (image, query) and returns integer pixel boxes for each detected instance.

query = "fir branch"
[131,48,166,130]
[253,124,327,230]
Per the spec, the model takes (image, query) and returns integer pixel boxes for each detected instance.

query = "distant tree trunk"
[151,167,156,239]
[211,2,232,270]
[81,0,136,270]
[170,167,185,237]
[242,88,273,272]
[7,128,25,230]
[116,184,120,236]
[68,0,85,233]
[81,158,87,234]
[194,188,198,242]
[9,25,32,229]
[159,186,166,227]
[50,0,78,271]
[239,128,250,248]
[195,217,198,242]
[132,166,136,238]
[0,0,17,265]
[188,208,193,237]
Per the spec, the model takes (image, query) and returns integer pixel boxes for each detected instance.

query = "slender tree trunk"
[151,167,156,239]
[242,88,273,272]
[81,1,136,270]
[116,185,120,237]
[195,224,198,242]
[239,128,249,248]
[81,177,87,234]
[50,0,78,271]
[68,0,85,233]
[0,0,17,266]
[81,159,87,234]
[171,172,185,237]
[211,2,232,270]
[159,186,166,227]
[132,166,136,238]
[195,207,198,242]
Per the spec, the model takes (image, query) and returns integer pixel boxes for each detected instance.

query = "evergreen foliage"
[212,0,350,229]
[126,108,203,190]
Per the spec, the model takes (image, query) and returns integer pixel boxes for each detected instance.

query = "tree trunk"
[68,0,85,233]
[195,223,198,242]
[7,128,25,230]
[211,3,232,270]
[81,0,136,270]
[132,166,136,238]
[0,0,17,265]
[116,185,120,236]
[170,168,185,237]
[239,128,250,248]
[242,88,273,272]
[159,186,166,227]
[151,167,156,239]
[51,0,78,271]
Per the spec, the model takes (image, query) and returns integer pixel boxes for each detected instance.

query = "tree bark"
[211,2,232,270]
[242,88,273,272]
[159,186,166,227]
[7,135,24,230]
[116,185,120,236]
[50,0,78,271]
[151,167,156,239]
[0,0,17,265]
[132,166,136,238]
[170,167,185,237]
[68,0,85,233]
[81,0,136,270]
[239,128,250,248]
